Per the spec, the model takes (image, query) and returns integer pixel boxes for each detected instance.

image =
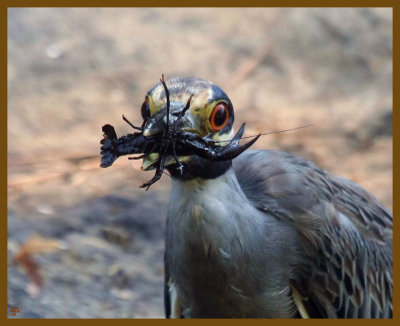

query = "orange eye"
[210,102,229,131]
[141,96,150,120]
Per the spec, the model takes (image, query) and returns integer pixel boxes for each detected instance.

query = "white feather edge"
[169,282,182,318]
[291,285,310,319]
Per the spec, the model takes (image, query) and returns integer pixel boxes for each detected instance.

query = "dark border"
[2,1,397,325]
[2,0,399,7]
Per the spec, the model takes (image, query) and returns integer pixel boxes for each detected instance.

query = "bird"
[136,76,392,318]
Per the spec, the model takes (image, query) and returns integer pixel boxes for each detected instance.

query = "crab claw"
[231,123,246,145]
[102,124,118,140]
[176,123,260,161]
[215,127,260,160]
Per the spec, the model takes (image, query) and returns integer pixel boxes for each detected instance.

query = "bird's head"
[140,77,239,180]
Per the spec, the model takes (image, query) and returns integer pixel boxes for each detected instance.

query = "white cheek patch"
[212,128,234,146]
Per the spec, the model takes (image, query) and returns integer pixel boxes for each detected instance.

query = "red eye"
[141,96,150,120]
[210,102,229,131]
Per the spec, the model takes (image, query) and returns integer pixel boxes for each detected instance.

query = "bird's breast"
[165,172,298,317]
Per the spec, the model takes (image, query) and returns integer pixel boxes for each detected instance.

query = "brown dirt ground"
[7,8,392,318]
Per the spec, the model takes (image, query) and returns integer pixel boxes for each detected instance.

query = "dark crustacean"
[99,75,260,189]
[100,123,157,168]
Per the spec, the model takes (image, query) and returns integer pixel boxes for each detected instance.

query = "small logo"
[9,307,20,316]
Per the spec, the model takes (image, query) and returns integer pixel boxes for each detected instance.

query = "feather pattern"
[233,150,392,318]
[164,149,392,318]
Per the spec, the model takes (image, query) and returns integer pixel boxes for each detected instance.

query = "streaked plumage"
[139,77,392,318]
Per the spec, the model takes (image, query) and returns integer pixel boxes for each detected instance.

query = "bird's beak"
[141,102,196,171]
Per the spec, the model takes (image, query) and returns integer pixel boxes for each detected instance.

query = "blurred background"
[7,8,392,318]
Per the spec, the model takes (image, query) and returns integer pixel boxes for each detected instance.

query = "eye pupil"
[141,96,150,120]
[214,106,227,126]
[210,102,229,131]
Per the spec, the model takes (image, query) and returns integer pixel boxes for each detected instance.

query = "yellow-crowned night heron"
[103,77,392,318]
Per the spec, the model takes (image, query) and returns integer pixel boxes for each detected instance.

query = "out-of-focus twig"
[13,235,64,289]
[8,153,100,190]
[226,9,285,92]
[226,41,275,91]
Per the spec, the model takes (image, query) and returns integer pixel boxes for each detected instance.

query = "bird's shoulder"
[232,149,392,318]
[232,149,392,243]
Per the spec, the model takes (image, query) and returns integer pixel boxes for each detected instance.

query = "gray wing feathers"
[233,150,392,318]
